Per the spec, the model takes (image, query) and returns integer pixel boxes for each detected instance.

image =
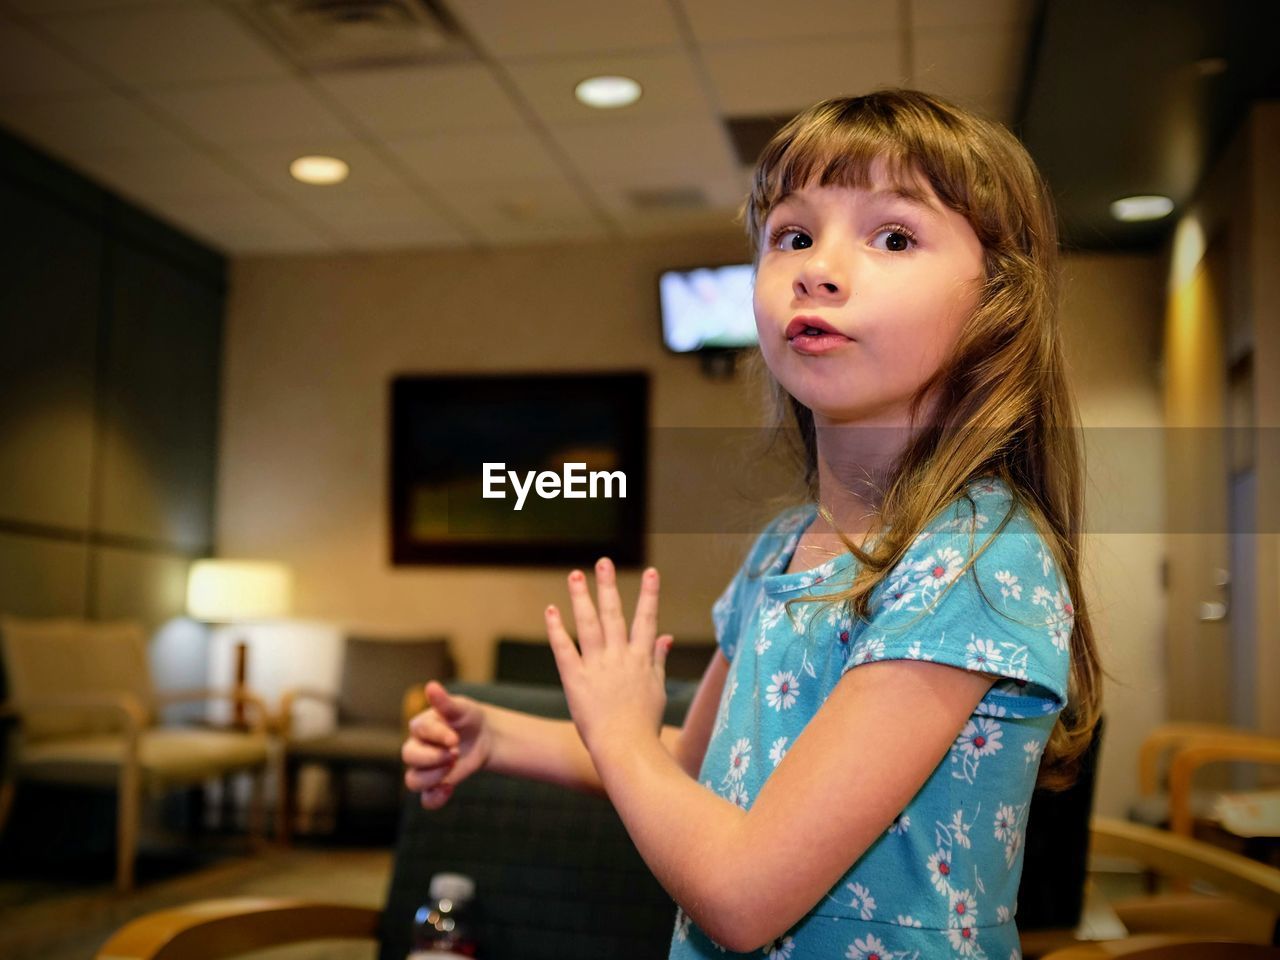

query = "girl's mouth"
[788,329,852,355]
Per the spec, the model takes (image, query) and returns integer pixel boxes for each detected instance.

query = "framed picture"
[390,372,649,567]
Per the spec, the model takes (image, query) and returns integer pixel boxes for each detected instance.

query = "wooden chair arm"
[1137,723,1256,795]
[94,897,381,960]
[1090,816,1280,913]
[403,683,427,727]
[276,688,339,740]
[3,692,148,733]
[154,688,271,734]
[1167,738,1280,836]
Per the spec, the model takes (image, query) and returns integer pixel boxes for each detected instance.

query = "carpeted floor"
[0,841,393,960]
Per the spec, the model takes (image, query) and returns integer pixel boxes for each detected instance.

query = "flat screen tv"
[658,263,757,353]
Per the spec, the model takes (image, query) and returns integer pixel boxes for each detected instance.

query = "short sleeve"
[841,485,1073,714]
[710,506,811,663]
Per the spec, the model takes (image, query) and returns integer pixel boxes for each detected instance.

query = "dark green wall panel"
[93,545,190,631]
[0,530,88,618]
[0,178,100,529]
[97,241,221,551]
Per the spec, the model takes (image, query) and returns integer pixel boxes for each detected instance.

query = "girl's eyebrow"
[772,185,941,219]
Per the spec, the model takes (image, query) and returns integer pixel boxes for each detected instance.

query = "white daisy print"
[846,933,889,959]
[726,780,749,809]
[945,923,980,956]
[996,904,1011,923]
[768,736,789,767]
[965,636,1003,671]
[673,907,690,942]
[754,635,772,656]
[993,804,1016,843]
[844,881,877,920]
[948,889,979,936]
[994,569,1022,601]
[896,915,923,927]
[725,737,751,782]
[915,545,966,591]
[881,573,917,612]
[887,813,910,836]
[950,809,973,849]
[854,635,886,665]
[765,671,799,710]
[956,717,1004,759]
[759,600,786,631]
[1023,740,1043,766]
[764,934,795,959]
[927,848,954,893]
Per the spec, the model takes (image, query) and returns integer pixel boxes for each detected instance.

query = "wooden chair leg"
[116,762,140,893]
[277,758,294,844]
[0,781,14,835]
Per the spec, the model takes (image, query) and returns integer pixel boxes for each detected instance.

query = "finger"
[401,736,459,768]
[566,569,603,655]
[426,681,467,724]
[545,604,583,681]
[593,557,627,646]
[630,566,660,652]
[405,764,453,792]
[407,712,459,749]
[654,634,674,679]
[418,782,454,810]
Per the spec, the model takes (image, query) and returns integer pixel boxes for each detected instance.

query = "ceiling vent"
[238,0,475,72]
[627,186,709,211]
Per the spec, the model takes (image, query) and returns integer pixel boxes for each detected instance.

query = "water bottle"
[407,871,481,958]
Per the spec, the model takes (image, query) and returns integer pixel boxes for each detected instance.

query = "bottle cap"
[428,871,476,903]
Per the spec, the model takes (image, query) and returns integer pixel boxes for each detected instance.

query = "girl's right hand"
[402,681,491,809]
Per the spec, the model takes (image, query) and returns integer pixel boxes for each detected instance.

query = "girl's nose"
[793,248,848,301]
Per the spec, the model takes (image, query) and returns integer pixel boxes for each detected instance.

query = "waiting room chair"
[493,635,717,685]
[277,633,454,841]
[1035,816,1280,959]
[0,615,270,892]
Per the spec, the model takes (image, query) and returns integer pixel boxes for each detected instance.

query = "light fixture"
[187,559,293,727]
[289,155,349,185]
[1110,195,1174,222]
[574,75,642,109]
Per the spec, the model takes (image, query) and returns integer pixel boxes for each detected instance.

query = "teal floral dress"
[667,477,1073,960]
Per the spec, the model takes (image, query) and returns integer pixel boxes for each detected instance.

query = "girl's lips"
[788,331,852,355]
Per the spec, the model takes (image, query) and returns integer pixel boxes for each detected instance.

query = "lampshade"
[187,559,292,622]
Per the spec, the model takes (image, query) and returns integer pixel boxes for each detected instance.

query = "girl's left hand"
[545,557,673,755]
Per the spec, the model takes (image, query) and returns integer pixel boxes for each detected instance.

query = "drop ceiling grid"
[0,0,1036,254]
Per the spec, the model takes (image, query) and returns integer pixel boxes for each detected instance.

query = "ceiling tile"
[313,62,525,138]
[911,0,1034,30]
[506,51,714,126]
[226,137,414,197]
[0,13,109,99]
[445,0,680,58]
[0,91,192,156]
[325,217,472,251]
[6,0,186,13]
[145,78,352,147]
[551,117,737,186]
[36,2,289,88]
[434,175,608,245]
[150,194,336,254]
[914,27,1029,106]
[681,0,898,44]
[70,141,265,203]
[385,127,563,183]
[704,37,903,116]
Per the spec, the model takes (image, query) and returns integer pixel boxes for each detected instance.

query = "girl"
[404,88,1101,959]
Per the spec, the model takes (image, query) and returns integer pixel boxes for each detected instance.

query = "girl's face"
[753,158,986,427]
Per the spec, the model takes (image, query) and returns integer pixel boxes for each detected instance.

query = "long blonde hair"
[741,89,1101,791]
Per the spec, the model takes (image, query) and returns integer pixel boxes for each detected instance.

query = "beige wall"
[220,228,1166,816]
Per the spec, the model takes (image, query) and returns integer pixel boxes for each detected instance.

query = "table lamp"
[187,559,293,727]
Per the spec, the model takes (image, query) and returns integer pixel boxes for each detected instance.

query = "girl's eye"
[768,226,811,251]
[872,223,918,252]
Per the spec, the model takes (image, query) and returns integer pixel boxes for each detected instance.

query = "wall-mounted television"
[658,263,757,353]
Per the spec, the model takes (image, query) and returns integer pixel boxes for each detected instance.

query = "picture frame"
[390,372,649,567]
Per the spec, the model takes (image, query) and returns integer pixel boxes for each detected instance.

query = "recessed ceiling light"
[289,155,349,185]
[1110,195,1174,222]
[574,75,642,109]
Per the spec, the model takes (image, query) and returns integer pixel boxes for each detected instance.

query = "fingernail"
[569,570,584,583]
[546,604,557,617]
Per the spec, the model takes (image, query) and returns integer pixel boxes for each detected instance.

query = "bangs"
[743,98,947,257]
